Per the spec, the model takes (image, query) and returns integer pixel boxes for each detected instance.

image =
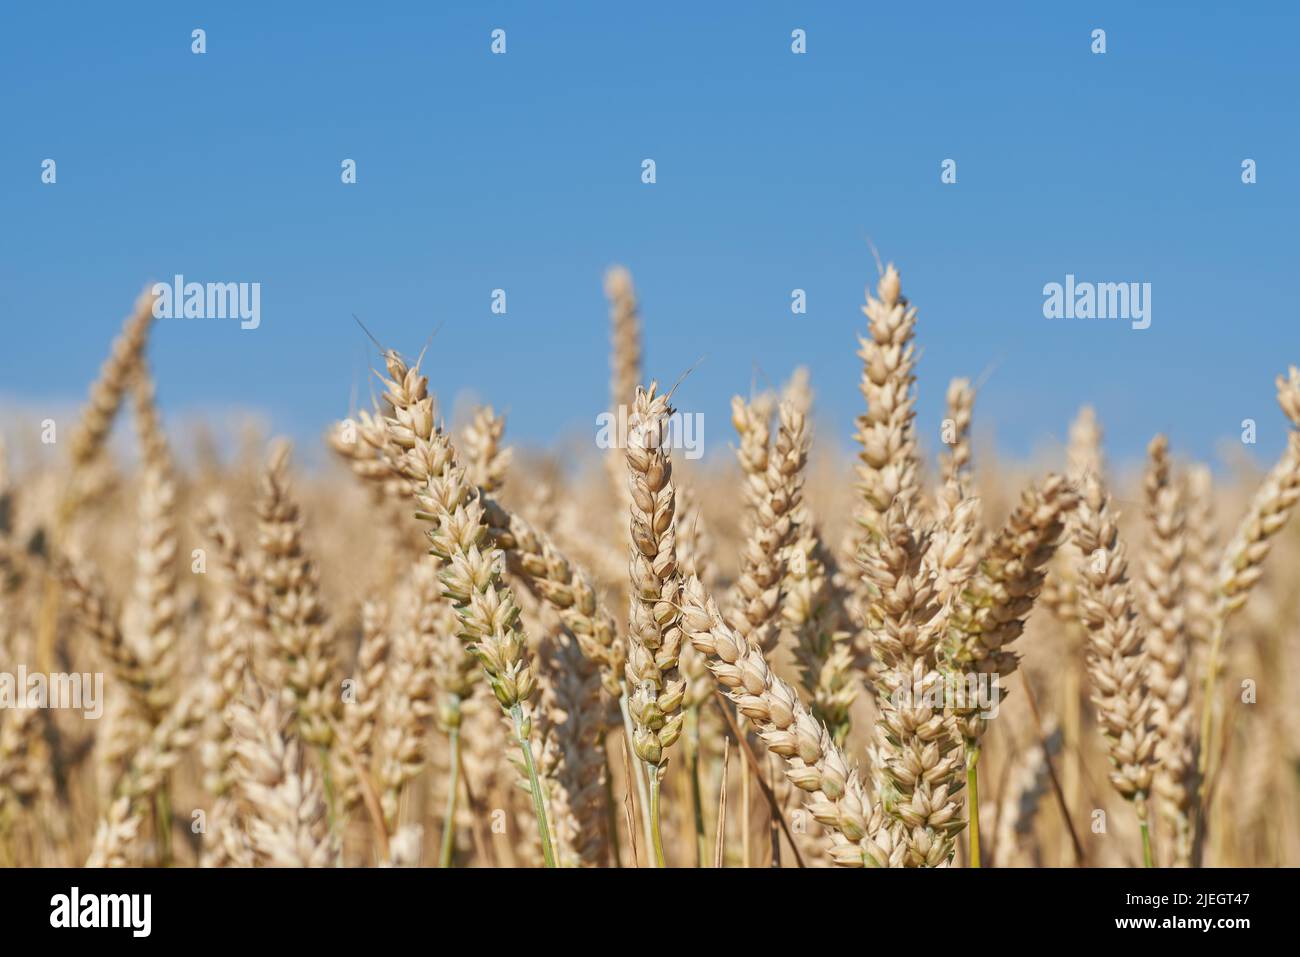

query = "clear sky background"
[2,1,1297,469]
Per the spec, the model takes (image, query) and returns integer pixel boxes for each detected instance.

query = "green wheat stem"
[439,709,461,868]
[1139,808,1153,868]
[619,692,655,856]
[686,706,707,866]
[965,740,981,868]
[648,771,666,868]
[511,703,556,868]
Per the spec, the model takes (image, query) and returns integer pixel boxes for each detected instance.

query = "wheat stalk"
[1199,368,1300,779]
[991,722,1062,867]
[376,592,437,831]
[606,265,643,428]
[1182,464,1218,655]
[784,513,856,747]
[1073,471,1157,864]
[59,557,158,718]
[231,692,338,867]
[1137,436,1196,865]
[255,442,338,749]
[852,264,922,552]
[860,502,966,867]
[67,290,156,478]
[536,634,610,866]
[624,382,686,864]
[86,683,204,866]
[375,349,553,865]
[731,397,808,652]
[124,370,180,715]
[680,575,892,867]
[462,406,512,494]
[938,377,974,502]
[483,501,627,699]
[333,599,389,815]
[199,592,249,798]
[944,474,1078,739]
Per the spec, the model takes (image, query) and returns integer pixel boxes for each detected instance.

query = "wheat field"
[1,262,1297,869]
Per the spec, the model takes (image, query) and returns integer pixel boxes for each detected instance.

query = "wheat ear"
[1199,367,1300,786]
[731,397,808,652]
[231,692,338,867]
[680,576,896,867]
[59,558,158,718]
[337,358,627,702]
[334,599,389,815]
[852,264,922,552]
[860,501,966,867]
[785,512,857,746]
[462,405,512,494]
[624,382,686,865]
[1181,465,1218,656]
[125,369,180,714]
[376,350,553,865]
[1073,471,1157,864]
[377,591,437,831]
[1137,436,1196,866]
[86,683,204,866]
[67,289,156,477]
[991,722,1062,867]
[536,635,611,866]
[938,376,974,502]
[944,474,1078,740]
[255,442,338,749]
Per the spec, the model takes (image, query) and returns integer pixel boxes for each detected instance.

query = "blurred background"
[2,0,1297,468]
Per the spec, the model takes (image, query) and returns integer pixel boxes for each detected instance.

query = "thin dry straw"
[1018,671,1085,865]
[709,693,807,868]
[714,736,730,868]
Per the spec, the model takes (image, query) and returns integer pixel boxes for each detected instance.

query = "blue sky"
[2,1,1297,468]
